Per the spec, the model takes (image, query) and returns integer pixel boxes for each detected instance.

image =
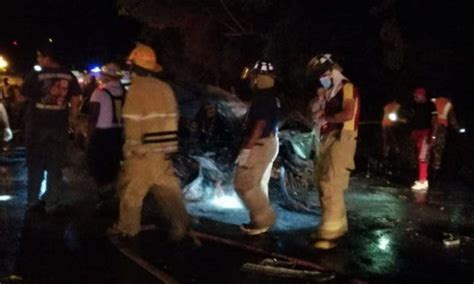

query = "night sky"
[1,0,473,103]
[0,0,140,72]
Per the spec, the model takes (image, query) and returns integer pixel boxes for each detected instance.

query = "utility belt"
[35,103,67,111]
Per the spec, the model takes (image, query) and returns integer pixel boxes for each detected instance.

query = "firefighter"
[87,63,125,189]
[306,54,360,249]
[409,87,438,191]
[430,95,461,180]
[234,60,280,235]
[109,43,189,240]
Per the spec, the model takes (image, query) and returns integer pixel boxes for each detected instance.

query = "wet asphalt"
[0,146,473,283]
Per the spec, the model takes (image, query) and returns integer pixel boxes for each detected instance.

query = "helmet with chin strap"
[306,53,335,78]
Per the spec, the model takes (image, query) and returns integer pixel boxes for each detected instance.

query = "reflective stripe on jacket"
[122,76,179,154]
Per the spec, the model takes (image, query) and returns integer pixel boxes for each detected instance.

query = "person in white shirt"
[87,63,125,188]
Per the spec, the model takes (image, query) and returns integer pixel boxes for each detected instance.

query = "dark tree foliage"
[117,0,474,187]
[117,0,473,118]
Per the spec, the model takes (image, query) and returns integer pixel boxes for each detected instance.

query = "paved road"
[0,147,473,283]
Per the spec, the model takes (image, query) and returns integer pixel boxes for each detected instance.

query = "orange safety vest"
[382,102,400,127]
[322,82,360,135]
[433,97,452,127]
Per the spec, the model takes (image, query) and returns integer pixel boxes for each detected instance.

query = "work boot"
[311,227,347,250]
[310,221,348,241]
[241,208,276,235]
[313,239,338,250]
[240,223,272,235]
[411,180,429,191]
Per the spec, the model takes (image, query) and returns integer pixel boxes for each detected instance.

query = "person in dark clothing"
[409,87,438,191]
[20,43,81,211]
[80,75,98,114]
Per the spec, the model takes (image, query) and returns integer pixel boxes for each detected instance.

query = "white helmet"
[101,62,123,79]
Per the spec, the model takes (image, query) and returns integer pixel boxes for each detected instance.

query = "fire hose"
[190,230,336,281]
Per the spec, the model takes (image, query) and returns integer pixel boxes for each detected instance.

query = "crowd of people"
[0,41,461,251]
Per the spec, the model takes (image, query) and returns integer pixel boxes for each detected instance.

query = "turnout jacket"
[122,75,179,156]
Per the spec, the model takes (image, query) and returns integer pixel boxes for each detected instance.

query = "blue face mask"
[319,76,332,89]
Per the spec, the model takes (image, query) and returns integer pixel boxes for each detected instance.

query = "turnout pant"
[315,130,357,240]
[235,135,279,228]
[116,153,189,238]
[26,130,67,206]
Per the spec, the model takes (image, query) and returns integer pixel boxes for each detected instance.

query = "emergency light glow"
[0,195,13,201]
[388,112,398,122]
[34,65,42,72]
[90,66,101,73]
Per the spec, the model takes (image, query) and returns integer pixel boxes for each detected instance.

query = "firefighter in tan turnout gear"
[110,43,189,240]
[307,54,360,249]
[234,60,280,235]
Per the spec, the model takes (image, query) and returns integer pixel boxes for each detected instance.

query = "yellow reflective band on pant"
[123,112,177,121]
[148,145,178,153]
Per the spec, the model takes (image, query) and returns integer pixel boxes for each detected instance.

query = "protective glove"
[3,127,13,142]
[235,149,251,166]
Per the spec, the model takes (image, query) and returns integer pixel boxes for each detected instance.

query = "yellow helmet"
[101,62,123,79]
[128,43,163,73]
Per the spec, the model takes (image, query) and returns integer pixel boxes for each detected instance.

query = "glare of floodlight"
[210,194,243,209]
[388,112,398,122]
[0,195,13,201]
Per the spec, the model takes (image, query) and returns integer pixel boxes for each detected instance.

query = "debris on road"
[443,233,461,248]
